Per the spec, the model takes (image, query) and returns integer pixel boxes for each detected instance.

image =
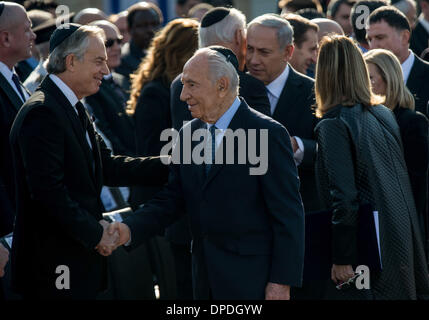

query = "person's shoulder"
[245,102,287,132]
[239,71,264,88]
[413,53,429,70]
[289,67,314,86]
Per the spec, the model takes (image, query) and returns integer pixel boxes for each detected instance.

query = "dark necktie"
[75,101,89,132]
[205,125,217,176]
[75,101,98,173]
[12,73,26,102]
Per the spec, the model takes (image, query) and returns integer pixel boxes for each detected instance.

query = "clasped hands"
[95,220,131,256]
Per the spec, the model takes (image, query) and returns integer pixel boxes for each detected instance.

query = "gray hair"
[393,0,416,15]
[195,47,239,95]
[45,25,105,74]
[247,14,294,50]
[198,8,246,48]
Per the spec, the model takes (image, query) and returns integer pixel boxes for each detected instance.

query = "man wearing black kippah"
[0,2,35,238]
[9,23,169,299]
[168,7,271,299]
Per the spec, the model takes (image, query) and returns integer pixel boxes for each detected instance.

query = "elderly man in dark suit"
[168,7,271,299]
[9,23,168,299]
[0,2,36,238]
[367,6,429,116]
[107,47,305,300]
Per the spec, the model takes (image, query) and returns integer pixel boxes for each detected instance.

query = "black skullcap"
[0,2,4,17]
[49,23,81,53]
[210,46,239,71]
[200,7,230,28]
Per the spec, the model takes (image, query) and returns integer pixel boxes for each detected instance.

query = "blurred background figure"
[364,48,429,257]
[85,20,135,157]
[126,18,199,299]
[366,6,429,116]
[283,14,319,76]
[109,10,130,44]
[188,2,214,21]
[312,17,344,41]
[295,7,326,19]
[314,35,429,300]
[350,0,390,52]
[176,0,202,17]
[410,0,429,56]
[73,7,107,25]
[278,0,324,14]
[327,0,355,36]
[393,0,417,28]
[23,0,58,16]
[116,2,163,81]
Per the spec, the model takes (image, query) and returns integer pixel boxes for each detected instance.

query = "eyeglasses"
[105,36,123,48]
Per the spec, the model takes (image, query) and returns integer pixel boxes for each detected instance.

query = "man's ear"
[217,77,229,98]
[400,29,410,45]
[284,44,294,62]
[0,31,11,48]
[65,54,76,72]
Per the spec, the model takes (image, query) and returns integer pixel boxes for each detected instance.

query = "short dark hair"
[283,13,319,47]
[327,0,356,18]
[127,2,163,29]
[351,0,390,43]
[295,7,326,19]
[368,6,410,32]
[279,0,324,13]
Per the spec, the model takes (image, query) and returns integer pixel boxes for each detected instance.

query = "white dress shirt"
[0,61,30,102]
[401,49,415,84]
[265,65,304,166]
[49,74,93,149]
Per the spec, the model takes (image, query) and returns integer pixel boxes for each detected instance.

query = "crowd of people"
[1,0,429,300]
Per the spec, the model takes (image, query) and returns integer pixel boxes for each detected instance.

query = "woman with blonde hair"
[314,35,429,299]
[364,49,429,247]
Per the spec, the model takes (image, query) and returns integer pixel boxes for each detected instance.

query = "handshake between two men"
[95,220,132,256]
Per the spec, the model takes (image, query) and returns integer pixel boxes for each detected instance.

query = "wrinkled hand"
[290,137,298,153]
[0,243,9,278]
[265,282,290,300]
[331,264,354,284]
[95,220,119,256]
[107,222,131,247]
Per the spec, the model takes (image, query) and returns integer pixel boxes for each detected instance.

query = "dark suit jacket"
[393,106,429,247]
[9,76,169,298]
[85,73,135,156]
[170,71,271,131]
[116,41,145,80]
[407,54,429,116]
[410,21,429,58]
[0,72,27,237]
[124,99,305,299]
[128,78,171,208]
[271,66,320,212]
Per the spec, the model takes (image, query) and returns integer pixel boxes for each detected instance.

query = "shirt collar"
[265,64,290,99]
[418,14,429,34]
[103,73,113,80]
[0,61,17,82]
[401,49,415,83]
[49,74,79,107]
[207,97,241,130]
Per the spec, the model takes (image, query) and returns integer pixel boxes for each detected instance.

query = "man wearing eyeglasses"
[85,20,135,156]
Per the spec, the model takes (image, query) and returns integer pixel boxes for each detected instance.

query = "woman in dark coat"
[365,48,429,258]
[314,35,429,299]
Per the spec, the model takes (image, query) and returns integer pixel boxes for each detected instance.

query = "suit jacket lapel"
[406,54,423,89]
[190,119,206,187]
[272,66,302,123]
[202,99,248,189]
[0,72,25,111]
[41,77,98,189]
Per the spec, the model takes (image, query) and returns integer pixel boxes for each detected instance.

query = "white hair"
[247,14,294,50]
[194,47,239,95]
[393,0,416,15]
[45,25,105,74]
[198,8,246,48]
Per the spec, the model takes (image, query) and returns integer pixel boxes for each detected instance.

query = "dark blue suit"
[124,99,305,299]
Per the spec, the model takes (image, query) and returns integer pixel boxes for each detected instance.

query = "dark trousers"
[169,242,193,300]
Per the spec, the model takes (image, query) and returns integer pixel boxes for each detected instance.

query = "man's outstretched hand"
[107,222,131,247]
[95,220,119,256]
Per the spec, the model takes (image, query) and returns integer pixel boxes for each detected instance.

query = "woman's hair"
[364,49,415,111]
[314,35,383,118]
[127,18,199,115]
